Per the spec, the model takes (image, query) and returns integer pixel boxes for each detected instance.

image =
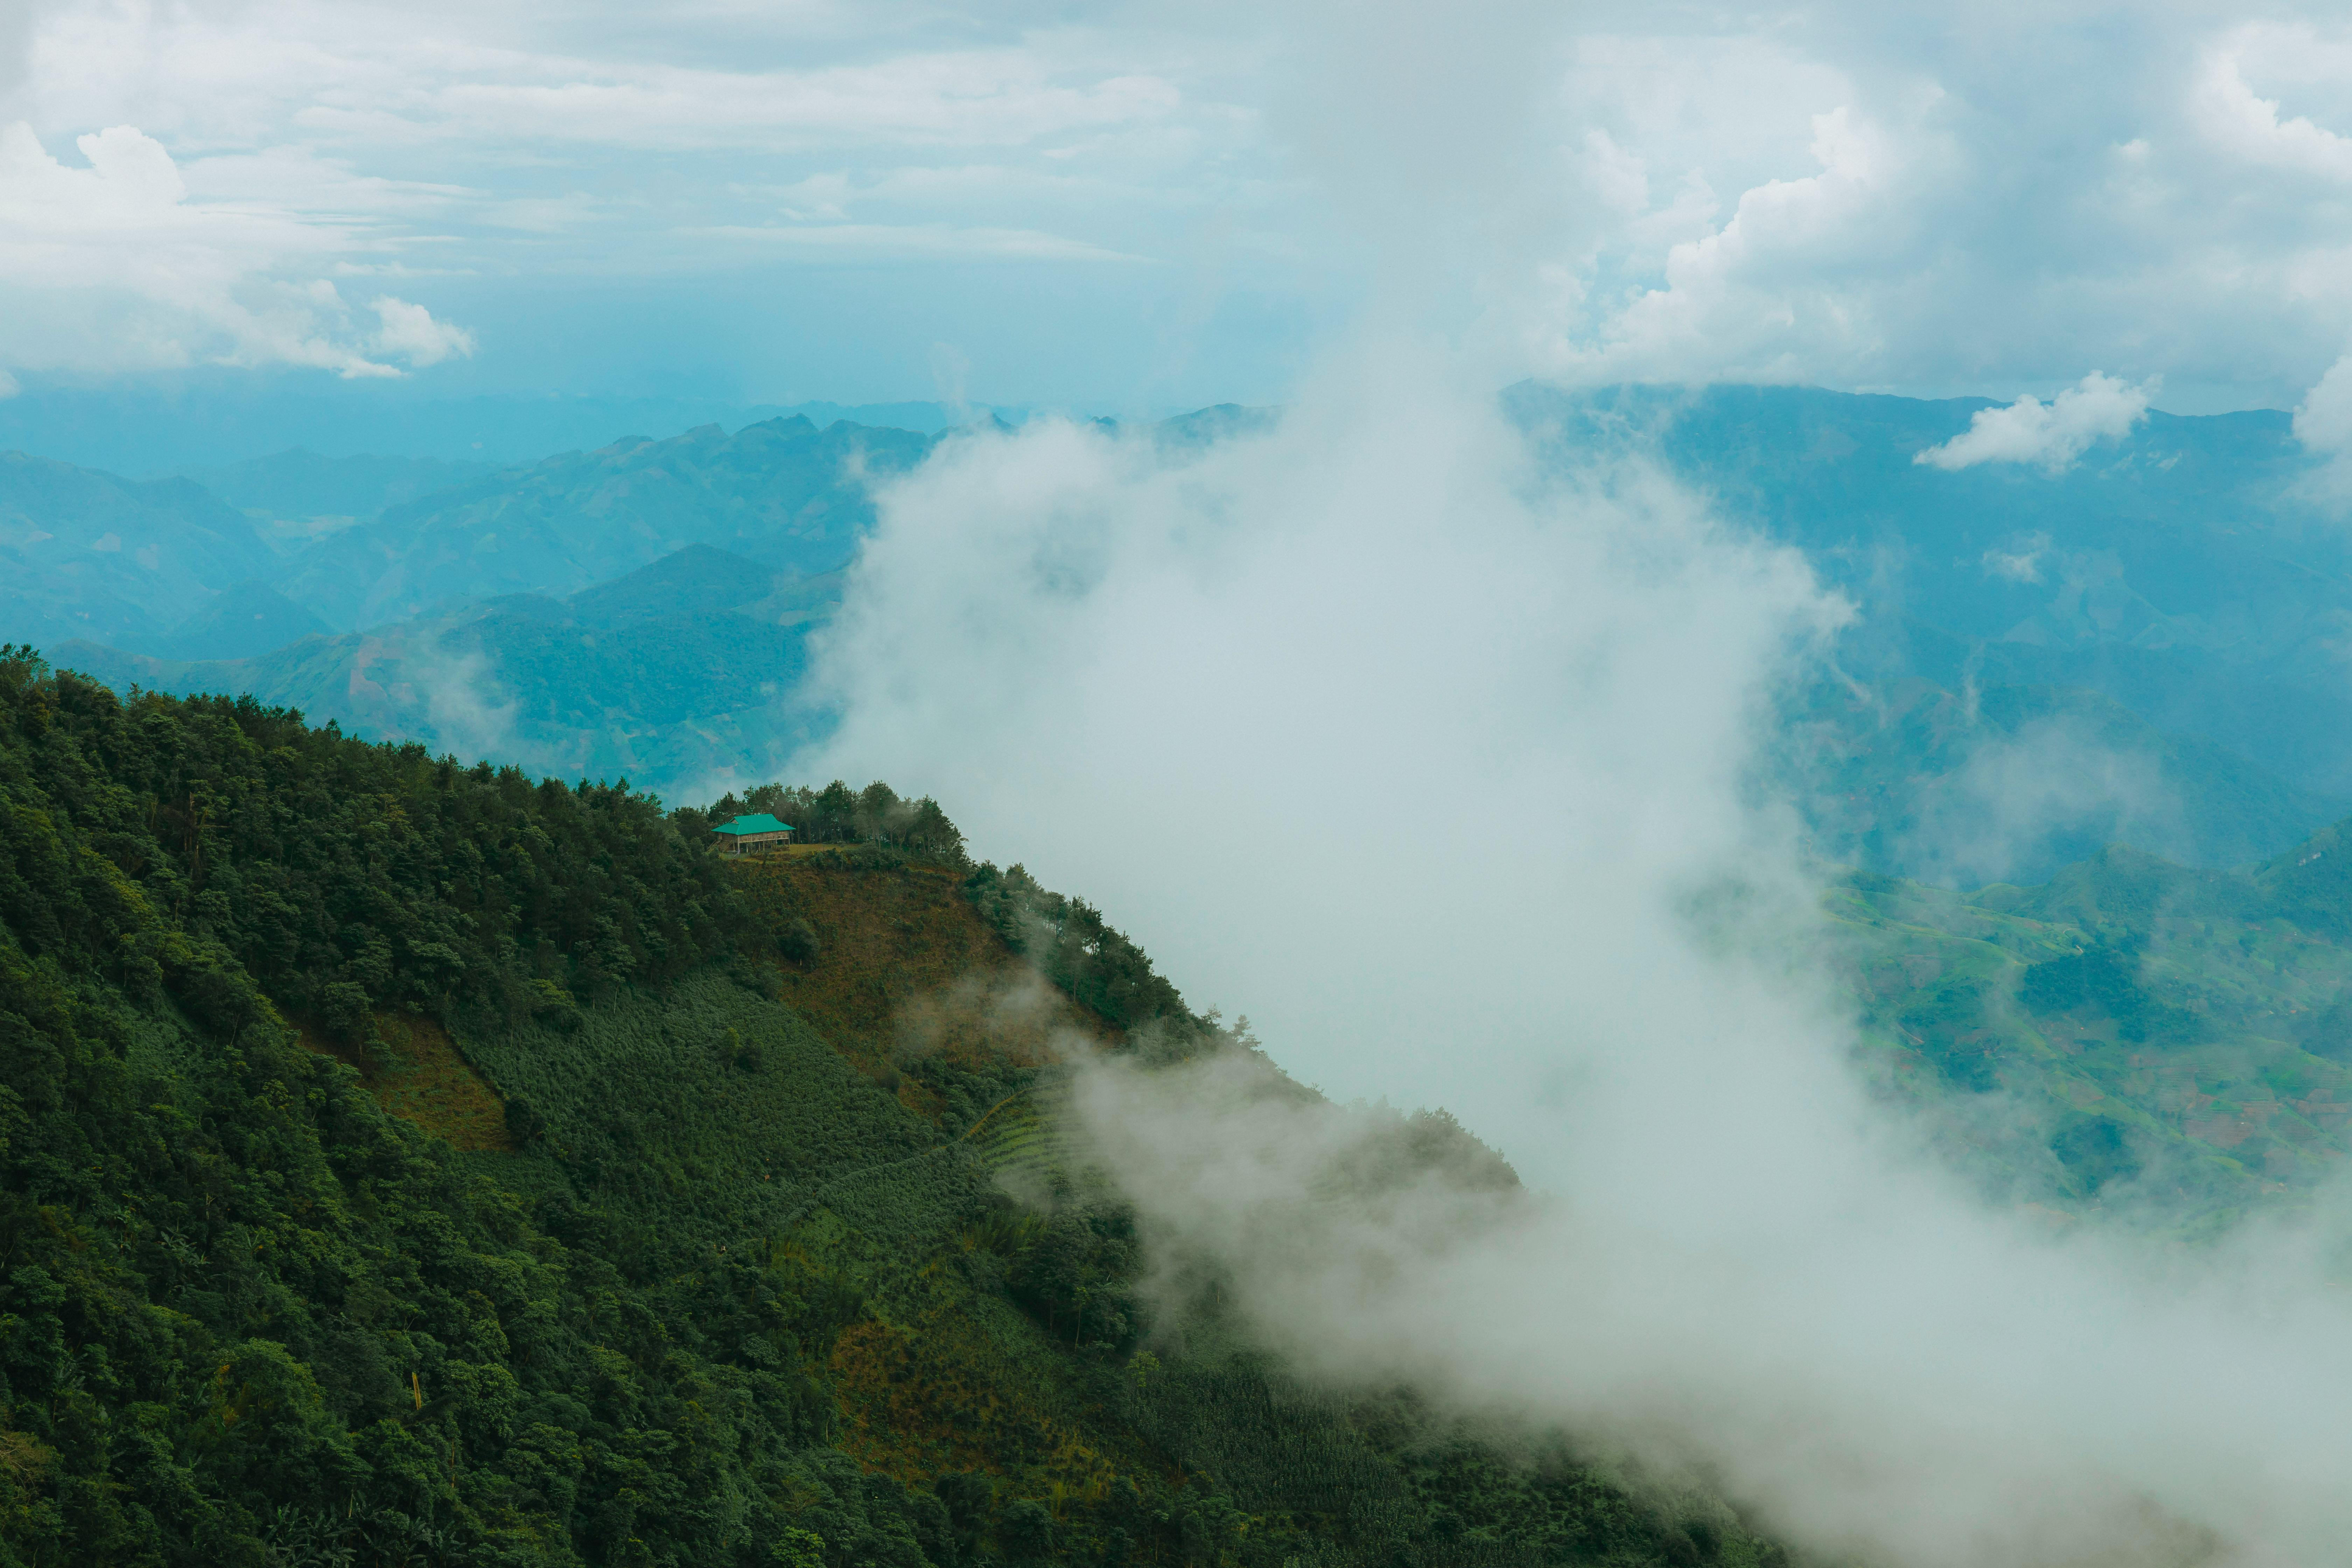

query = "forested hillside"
[0,649,1775,1568]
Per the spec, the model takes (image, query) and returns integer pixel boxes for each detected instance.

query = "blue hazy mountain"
[1785,665,2345,885]
[57,544,834,797]
[1514,384,2352,803]
[172,449,498,522]
[0,451,279,651]
[273,416,935,630]
[156,580,336,662]
[0,414,930,675]
[0,373,980,470]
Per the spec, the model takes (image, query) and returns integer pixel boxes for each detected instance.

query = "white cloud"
[1509,16,2352,410]
[705,220,1142,263]
[1914,373,2153,474]
[2291,345,2352,497]
[180,145,475,219]
[425,52,1185,154]
[1981,534,2049,583]
[2196,34,2352,182]
[0,120,474,380]
[2295,347,2352,451]
[1540,107,1904,386]
[370,294,474,364]
[25,2,2352,410]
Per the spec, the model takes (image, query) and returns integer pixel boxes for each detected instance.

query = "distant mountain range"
[177,448,498,526]
[0,451,280,650]
[61,544,836,797]
[272,416,931,630]
[8,383,2352,873]
[0,415,930,648]
[0,378,991,469]
[1520,384,2352,795]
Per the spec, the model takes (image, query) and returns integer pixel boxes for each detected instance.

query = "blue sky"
[10,2,2352,419]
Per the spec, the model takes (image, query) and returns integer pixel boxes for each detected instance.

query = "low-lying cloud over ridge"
[796,366,2352,1563]
[791,9,2352,1557]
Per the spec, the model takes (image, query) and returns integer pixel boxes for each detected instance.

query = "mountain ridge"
[275,418,933,631]
[53,545,840,796]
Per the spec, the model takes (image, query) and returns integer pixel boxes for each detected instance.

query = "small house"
[711,812,794,855]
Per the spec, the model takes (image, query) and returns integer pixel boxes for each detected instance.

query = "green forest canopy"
[0,648,1763,1568]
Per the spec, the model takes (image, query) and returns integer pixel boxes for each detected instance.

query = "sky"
[13,2,2352,415]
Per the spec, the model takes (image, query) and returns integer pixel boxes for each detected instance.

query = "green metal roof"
[711,813,793,836]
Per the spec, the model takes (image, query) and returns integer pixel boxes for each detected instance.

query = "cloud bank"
[2292,346,2352,494]
[1069,1036,2352,1567]
[24,3,2352,408]
[0,121,474,380]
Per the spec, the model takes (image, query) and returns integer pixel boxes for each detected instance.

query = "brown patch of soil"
[828,1309,1121,1500]
[736,859,1114,1100]
[301,1013,513,1152]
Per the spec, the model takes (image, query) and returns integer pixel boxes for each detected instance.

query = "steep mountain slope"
[54,545,836,796]
[0,650,1774,1568]
[0,454,278,653]
[155,580,336,662]
[276,418,934,630]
